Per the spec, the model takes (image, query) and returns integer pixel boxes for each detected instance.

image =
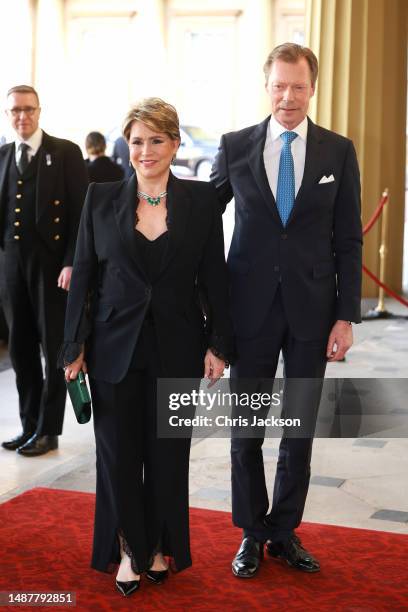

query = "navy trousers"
[231,288,327,543]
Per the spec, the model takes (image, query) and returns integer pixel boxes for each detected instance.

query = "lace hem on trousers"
[118,529,164,574]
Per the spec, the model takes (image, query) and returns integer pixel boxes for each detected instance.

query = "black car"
[173,126,219,181]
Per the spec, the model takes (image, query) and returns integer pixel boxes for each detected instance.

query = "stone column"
[306,0,407,296]
[236,0,274,125]
[0,0,33,93]
[32,0,66,133]
[133,0,167,98]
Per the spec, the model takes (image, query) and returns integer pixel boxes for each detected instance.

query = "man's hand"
[64,351,87,382]
[58,266,73,291]
[326,320,353,362]
[204,349,225,387]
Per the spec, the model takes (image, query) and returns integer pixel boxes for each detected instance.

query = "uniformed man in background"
[0,85,88,456]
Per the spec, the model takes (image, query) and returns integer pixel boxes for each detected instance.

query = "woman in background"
[85,131,124,183]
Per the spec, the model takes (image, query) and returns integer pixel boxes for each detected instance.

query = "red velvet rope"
[362,192,388,235]
[360,190,408,308]
[362,264,408,307]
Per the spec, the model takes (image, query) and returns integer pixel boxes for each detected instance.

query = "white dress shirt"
[263,115,308,199]
[14,128,43,165]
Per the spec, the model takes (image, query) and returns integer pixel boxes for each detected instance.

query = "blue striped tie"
[276,131,298,226]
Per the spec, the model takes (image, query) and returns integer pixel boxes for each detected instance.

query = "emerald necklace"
[137,190,167,206]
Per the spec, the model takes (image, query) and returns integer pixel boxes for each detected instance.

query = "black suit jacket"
[61,173,233,383]
[211,116,362,341]
[0,132,88,266]
[86,156,124,183]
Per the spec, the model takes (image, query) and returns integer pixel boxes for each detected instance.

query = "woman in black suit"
[59,98,233,597]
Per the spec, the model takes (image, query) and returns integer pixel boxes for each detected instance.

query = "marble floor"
[1,298,407,539]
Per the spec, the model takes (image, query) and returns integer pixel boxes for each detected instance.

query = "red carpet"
[0,488,407,611]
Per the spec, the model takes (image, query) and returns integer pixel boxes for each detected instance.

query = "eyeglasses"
[7,107,39,117]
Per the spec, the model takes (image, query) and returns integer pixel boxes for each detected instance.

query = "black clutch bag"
[66,371,92,424]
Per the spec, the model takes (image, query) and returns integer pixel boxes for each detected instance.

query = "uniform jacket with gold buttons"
[0,131,88,266]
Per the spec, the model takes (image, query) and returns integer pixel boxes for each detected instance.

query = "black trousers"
[231,287,327,543]
[0,241,67,435]
[90,320,192,574]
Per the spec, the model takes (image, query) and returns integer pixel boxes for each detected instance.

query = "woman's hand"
[64,351,87,382]
[204,349,225,387]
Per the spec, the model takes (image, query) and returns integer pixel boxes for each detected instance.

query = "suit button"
[54,234,60,241]
[15,208,21,213]
[17,180,23,185]
[281,233,288,240]
[54,200,61,206]
[54,217,60,223]
[274,265,280,272]
[145,287,151,297]
[14,221,20,227]
[16,194,22,199]
[14,235,20,240]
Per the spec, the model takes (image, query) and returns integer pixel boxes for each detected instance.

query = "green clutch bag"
[66,371,92,424]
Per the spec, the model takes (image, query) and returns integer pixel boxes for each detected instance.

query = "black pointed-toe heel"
[115,579,141,596]
[146,569,168,584]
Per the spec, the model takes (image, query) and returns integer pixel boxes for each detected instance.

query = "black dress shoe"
[2,432,33,451]
[266,534,320,572]
[115,579,140,597]
[146,568,168,584]
[232,536,263,578]
[17,434,58,457]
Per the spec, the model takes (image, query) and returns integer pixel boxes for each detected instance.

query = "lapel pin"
[46,154,52,166]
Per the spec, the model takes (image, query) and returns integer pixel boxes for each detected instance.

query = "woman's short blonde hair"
[122,97,180,142]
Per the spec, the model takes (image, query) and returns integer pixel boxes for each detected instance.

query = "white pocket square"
[318,174,335,184]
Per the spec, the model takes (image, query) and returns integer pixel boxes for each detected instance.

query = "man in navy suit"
[211,43,362,578]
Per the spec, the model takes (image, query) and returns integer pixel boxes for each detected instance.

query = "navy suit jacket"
[211,116,362,341]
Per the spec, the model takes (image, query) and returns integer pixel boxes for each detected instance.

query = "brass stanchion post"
[363,188,395,319]
[375,188,389,313]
